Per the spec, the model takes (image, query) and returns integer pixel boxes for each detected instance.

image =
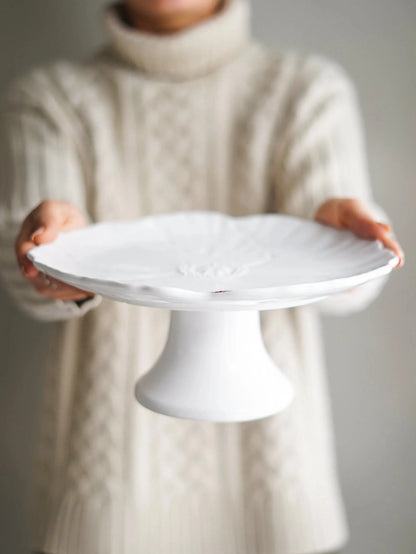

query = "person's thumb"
[28,201,80,245]
[30,217,62,245]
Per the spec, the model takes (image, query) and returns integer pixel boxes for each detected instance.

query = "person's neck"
[123,1,226,34]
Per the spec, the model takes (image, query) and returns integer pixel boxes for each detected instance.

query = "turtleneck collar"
[103,0,251,79]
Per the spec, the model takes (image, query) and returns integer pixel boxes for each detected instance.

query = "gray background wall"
[0,1,414,553]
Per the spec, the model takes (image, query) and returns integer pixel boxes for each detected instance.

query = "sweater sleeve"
[271,55,391,315]
[0,75,102,321]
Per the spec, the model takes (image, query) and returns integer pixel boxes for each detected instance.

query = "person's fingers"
[23,200,85,244]
[339,199,382,237]
[20,201,63,242]
[376,234,405,268]
[16,202,65,277]
[30,203,86,243]
[15,200,87,279]
[14,201,93,300]
[314,200,340,227]
[316,198,386,237]
[339,200,404,267]
[31,273,94,300]
[315,198,404,269]
[15,237,40,277]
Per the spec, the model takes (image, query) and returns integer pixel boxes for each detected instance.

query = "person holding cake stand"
[0,1,404,553]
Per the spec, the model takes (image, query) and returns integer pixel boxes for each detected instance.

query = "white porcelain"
[28,211,398,422]
[135,310,293,422]
[27,211,397,310]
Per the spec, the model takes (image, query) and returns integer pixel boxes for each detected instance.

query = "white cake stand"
[28,211,398,422]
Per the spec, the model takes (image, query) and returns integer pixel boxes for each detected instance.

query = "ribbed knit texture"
[0,1,389,552]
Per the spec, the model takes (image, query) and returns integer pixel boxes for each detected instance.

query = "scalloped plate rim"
[26,211,398,306]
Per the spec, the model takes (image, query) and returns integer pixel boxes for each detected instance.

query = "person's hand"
[314,198,404,268]
[15,200,95,301]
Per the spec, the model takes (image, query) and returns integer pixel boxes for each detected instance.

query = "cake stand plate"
[28,211,397,422]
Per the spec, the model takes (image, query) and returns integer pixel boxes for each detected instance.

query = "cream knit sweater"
[0,1,389,553]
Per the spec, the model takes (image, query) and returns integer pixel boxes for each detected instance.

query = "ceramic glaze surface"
[27,211,398,311]
[135,310,294,422]
[27,211,398,421]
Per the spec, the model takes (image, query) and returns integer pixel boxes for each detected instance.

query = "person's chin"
[142,0,204,14]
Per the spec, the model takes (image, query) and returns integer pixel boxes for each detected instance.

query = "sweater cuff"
[18,293,103,321]
[75,295,98,308]
[61,294,103,317]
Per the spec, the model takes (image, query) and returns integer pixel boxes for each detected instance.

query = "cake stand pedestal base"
[135,309,294,422]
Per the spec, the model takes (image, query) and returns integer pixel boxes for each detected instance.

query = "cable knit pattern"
[142,83,208,212]
[0,1,390,552]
